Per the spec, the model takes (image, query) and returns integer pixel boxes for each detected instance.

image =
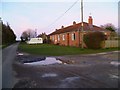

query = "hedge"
[83,31,106,49]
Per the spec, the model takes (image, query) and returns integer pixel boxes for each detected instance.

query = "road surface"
[2,43,19,88]
[13,51,119,88]
[0,48,2,89]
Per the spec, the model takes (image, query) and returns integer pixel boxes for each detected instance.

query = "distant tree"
[21,31,29,41]
[0,17,2,44]
[2,21,16,44]
[100,23,116,32]
[101,23,117,40]
[37,32,49,43]
[20,36,24,42]
[21,29,36,42]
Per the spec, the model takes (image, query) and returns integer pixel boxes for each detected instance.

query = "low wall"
[105,40,119,48]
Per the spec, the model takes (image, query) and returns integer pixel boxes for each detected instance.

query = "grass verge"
[18,43,119,56]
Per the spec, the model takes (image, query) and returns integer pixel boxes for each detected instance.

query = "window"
[72,33,75,40]
[63,34,65,41]
[52,36,54,41]
[58,35,60,41]
[55,35,57,42]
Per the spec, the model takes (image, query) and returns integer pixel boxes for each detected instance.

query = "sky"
[1,0,119,40]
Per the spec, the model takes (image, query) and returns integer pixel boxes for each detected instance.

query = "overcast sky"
[1,0,119,40]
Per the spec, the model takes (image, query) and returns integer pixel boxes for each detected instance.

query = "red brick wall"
[50,31,82,47]
[59,33,67,46]
[50,31,109,47]
[68,31,79,47]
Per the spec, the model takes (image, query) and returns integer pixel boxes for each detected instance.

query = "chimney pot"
[61,26,64,29]
[88,16,93,25]
[73,21,76,25]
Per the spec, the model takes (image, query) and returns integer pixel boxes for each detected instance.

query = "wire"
[44,0,79,29]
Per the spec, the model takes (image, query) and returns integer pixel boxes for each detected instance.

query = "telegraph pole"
[81,0,84,48]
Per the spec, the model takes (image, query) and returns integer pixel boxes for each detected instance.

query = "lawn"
[18,43,119,56]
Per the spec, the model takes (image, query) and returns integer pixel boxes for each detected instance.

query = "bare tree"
[100,23,117,40]
[100,23,116,32]
[21,29,36,41]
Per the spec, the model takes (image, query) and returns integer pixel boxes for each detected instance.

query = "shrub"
[83,31,106,49]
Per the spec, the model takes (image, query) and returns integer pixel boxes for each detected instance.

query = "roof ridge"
[49,22,109,35]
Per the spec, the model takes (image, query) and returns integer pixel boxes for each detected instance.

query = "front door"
[67,33,69,46]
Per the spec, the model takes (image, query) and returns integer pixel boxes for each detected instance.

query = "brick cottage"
[49,16,111,47]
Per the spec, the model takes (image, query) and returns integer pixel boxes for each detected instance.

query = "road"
[0,48,2,89]
[2,43,19,88]
[1,43,119,88]
[13,51,119,88]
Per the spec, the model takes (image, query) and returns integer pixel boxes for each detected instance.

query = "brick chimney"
[88,16,93,25]
[61,26,64,29]
[73,21,76,25]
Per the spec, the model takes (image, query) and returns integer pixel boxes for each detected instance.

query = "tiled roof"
[49,22,109,35]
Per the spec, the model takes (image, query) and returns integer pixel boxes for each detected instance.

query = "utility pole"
[35,29,37,38]
[81,0,84,48]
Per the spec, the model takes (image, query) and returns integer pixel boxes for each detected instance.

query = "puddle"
[59,76,80,87]
[24,57,62,65]
[97,52,107,55]
[42,73,57,78]
[109,74,119,79]
[62,77,80,83]
[17,53,24,56]
[110,61,120,66]
[17,52,29,56]
[113,51,120,53]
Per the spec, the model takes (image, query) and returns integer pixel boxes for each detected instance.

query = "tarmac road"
[0,48,2,89]
[13,51,119,88]
[2,43,19,88]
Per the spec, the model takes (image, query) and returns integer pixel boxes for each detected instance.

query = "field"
[18,43,119,56]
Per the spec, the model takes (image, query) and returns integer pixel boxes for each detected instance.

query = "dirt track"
[13,51,119,88]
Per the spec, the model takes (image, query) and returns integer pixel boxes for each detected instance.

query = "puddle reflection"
[110,61,120,66]
[24,57,62,65]
[42,73,57,78]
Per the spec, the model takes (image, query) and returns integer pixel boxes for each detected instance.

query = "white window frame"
[72,33,75,41]
[52,36,54,41]
[58,35,60,41]
[55,35,57,41]
[63,34,65,41]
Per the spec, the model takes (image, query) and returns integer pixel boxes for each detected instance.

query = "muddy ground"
[12,51,119,88]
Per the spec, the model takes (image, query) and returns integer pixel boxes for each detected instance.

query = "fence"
[105,40,119,48]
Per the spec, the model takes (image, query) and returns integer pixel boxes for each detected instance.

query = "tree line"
[0,18,16,44]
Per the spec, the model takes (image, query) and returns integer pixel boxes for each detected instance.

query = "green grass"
[0,45,2,49]
[2,41,18,49]
[2,45,7,48]
[18,43,119,56]
[0,44,8,49]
